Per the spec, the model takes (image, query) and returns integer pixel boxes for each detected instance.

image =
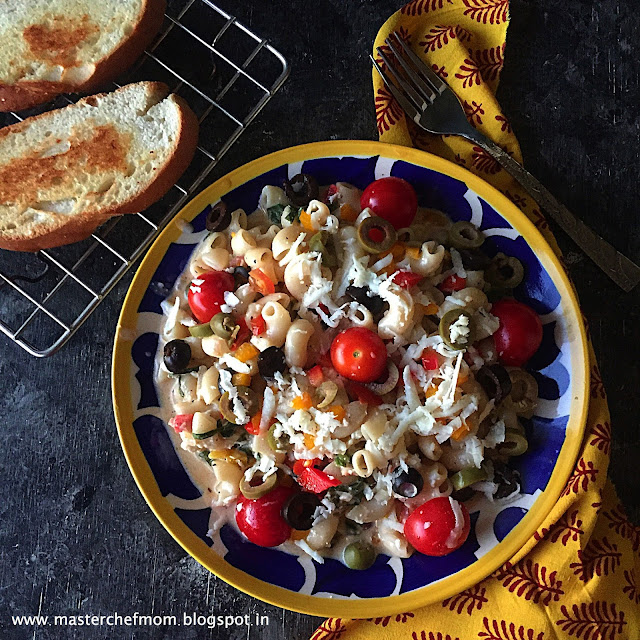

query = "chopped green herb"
[217,419,238,438]
[168,367,199,378]
[284,206,303,224]
[334,454,351,467]
[267,204,289,225]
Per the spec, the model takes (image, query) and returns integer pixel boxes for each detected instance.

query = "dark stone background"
[1,1,638,639]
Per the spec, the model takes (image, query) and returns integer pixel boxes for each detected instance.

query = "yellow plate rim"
[112,140,589,618]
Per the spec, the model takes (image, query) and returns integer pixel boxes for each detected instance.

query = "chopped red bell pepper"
[230,317,250,351]
[421,348,440,371]
[346,381,383,407]
[298,467,341,493]
[170,414,193,433]
[250,315,266,336]
[439,274,467,293]
[307,365,325,387]
[393,270,423,289]
[293,458,320,476]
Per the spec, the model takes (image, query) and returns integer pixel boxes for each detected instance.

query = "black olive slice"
[282,493,321,530]
[258,346,287,379]
[205,202,231,232]
[283,174,319,207]
[476,364,512,404]
[391,467,424,498]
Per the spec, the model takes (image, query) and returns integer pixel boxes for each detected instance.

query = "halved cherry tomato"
[393,270,423,289]
[404,496,470,556]
[491,298,543,367]
[169,414,193,433]
[360,177,418,230]
[251,315,266,336]
[293,458,320,476]
[346,381,383,406]
[187,271,235,323]
[298,467,341,493]
[439,274,467,293]
[236,486,294,547]
[249,268,276,295]
[307,365,325,387]
[421,348,440,371]
[330,327,387,383]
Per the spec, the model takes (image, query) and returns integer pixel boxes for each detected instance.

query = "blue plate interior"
[127,155,571,599]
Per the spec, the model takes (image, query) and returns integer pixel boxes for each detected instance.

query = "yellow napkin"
[311,2,640,638]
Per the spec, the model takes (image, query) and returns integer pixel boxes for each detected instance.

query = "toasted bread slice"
[0,0,166,111]
[0,81,199,252]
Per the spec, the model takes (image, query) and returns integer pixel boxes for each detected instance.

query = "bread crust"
[0,82,199,252]
[0,0,167,112]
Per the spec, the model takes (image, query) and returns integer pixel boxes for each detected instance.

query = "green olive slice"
[218,392,237,423]
[239,472,277,499]
[267,423,287,451]
[439,309,474,350]
[498,428,528,456]
[189,322,214,338]
[309,231,327,253]
[357,216,397,253]
[210,312,237,340]
[343,541,376,570]
[450,466,488,491]
[448,221,485,249]
[486,253,525,289]
[507,369,538,416]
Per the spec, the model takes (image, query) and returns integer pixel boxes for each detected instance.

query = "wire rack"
[0,0,289,358]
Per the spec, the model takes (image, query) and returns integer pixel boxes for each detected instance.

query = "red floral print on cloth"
[555,602,627,640]
[472,44,505,81]
[477,617,544,640]
[494,559,565,605]
[561,457,599,497]
[310,619,346,640]
[602,504,640,552]
[368,612,414,627]
[471,145,502,173]
[589,422,612,456]
[419,25,472,53]
[455,58,483,88]
[463,99,485,124]
[401,0,454,15]
[622,569,639,605]
[569,537,622,582]
[534,509,584,546]
[590,365,606,399]
[442,584,488,615]
[462,0,509,25]
[495,113,512,132]
[411,633,460,640]
[375,88,403,135]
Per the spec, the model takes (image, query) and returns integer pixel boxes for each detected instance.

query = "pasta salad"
[155,174,542,568]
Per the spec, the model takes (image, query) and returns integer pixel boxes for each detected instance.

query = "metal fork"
[373,32,640,292]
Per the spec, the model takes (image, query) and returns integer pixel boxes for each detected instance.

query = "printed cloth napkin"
[311,1,640,638]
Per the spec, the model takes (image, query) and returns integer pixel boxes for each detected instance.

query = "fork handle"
[468,134,640,292]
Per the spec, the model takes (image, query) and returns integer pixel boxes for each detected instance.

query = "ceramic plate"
[112,140,588,617]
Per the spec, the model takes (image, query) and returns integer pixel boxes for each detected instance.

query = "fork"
[372,32,640,292]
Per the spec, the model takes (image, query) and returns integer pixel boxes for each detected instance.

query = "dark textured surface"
[1,1,639,639]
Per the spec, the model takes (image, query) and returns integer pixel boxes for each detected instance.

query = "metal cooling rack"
[0,0,289,357]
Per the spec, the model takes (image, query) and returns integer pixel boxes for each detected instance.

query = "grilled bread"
[0,0,166,112]
[0,81,199,252]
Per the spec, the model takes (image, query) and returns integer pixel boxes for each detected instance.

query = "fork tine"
[370,55,420,123]
[376,48,428,110]
[389,31,447,95]
[383,37,437,104]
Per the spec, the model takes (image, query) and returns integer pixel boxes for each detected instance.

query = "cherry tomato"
[439,274,467,293]
[360,177,418,230]
[393,270,423,289]
[404,496,470,556]
[330,327,387,383]
[235,486,294,547]
[187,271,235,323]
[491,298,543,367]
[307,365,325,387]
